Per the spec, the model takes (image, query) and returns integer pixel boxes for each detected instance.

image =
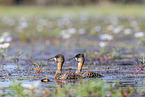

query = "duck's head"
[48,54,65,71]
[74,53,85,64]
[69,53,85,73]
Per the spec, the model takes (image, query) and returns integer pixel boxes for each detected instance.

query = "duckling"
[45,54,81,80]
[69,54,103,78]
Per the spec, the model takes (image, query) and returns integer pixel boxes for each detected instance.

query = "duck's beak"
[48,57,55,61]
[68,57,76,61]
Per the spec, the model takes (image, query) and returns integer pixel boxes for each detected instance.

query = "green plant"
[12,52,22,70]
[140,56,145,65]
[0,52,6,64]
[109,48,121,59]
[136,56,145,72]
[75,80,107,97]
[33,62,45,73]
[8,80,27,97]
[53,80,109,97]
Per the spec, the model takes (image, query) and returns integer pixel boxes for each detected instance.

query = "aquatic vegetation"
[33,62,45,74]
[8,80,41,97]
[109,48,121,59]
[136,56,145,73]
[8,80,27,97]
[0,32,11,65]
[53,80,108,97]
[83,48,123,65]
[11,52,22,70]
[52,80,141,97]
[1,79,142,97]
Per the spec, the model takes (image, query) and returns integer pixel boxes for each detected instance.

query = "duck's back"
[79,72,103,78]
[55,71,81,80]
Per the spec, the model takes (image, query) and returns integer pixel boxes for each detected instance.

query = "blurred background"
[1,0,145,5]
[0,0,144,57]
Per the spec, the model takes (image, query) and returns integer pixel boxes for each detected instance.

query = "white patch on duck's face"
[55,57,64,63]
[54,58,57,61]
[75,57,78,61]
[77,58,83,63]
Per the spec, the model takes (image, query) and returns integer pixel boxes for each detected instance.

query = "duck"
[41,54,81,82]
[69,53,103,78]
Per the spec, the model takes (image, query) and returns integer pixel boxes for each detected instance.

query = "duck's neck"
[76,62,83,74]
[56,62,63,74]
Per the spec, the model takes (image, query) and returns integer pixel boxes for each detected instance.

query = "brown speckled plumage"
[55,71,82,80]
[77,72,103,78]
[70,53,104,78]
[49,54,81,80]
[41,54,82,82]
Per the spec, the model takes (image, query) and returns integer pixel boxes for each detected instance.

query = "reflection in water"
[55,79,78,88]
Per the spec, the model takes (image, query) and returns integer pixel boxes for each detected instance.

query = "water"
[0,44,145,96]
[0,15,144,95]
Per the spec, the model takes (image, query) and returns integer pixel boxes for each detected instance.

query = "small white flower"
[100,34,113,41]
[63,33,71,39]
[130,21,138,27]
[0,43,10,49]
[60,30,71,39]
[113,28,120,34]
[0,38,4,43]
[107,25,114,31]
[68,28,76,34]
[5,37,12,42]
[99,42,107,48]
[5,43,10,48]
[20,22,28,29]
[124,28,132,35]
[79,28,85,35]
[21,81,41,90]
[113,26,123,34]
[94,26,102,32]
[57,17,72,27]
[134,32,144,38]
